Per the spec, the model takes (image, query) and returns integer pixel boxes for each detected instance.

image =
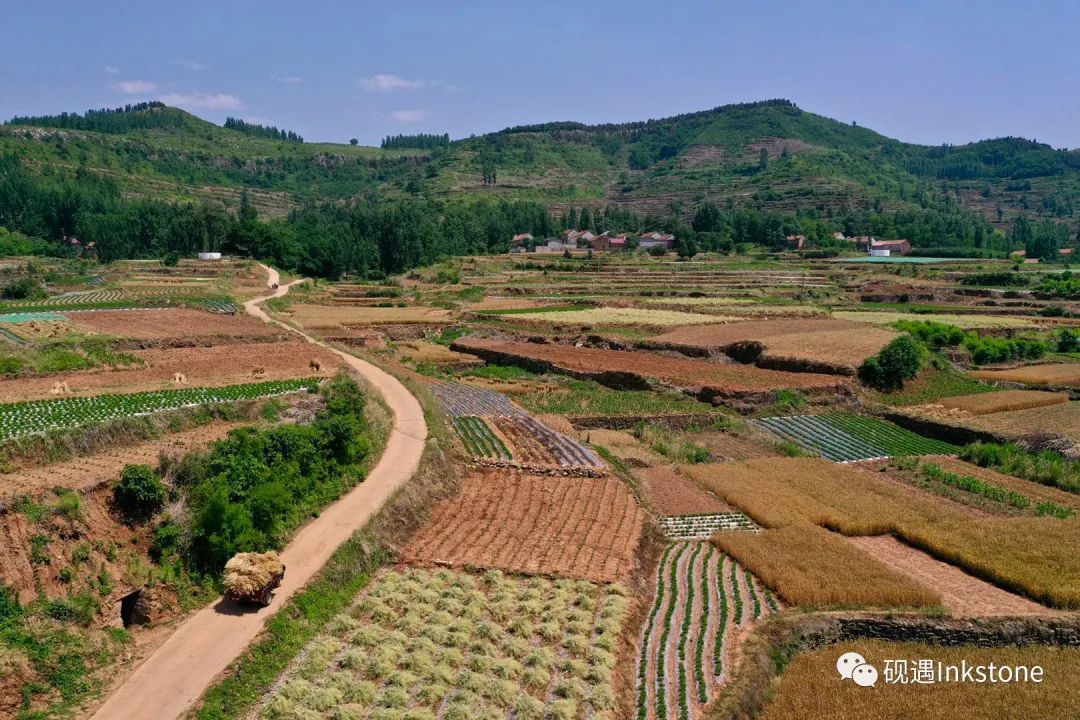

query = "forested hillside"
[1,99,1078,277]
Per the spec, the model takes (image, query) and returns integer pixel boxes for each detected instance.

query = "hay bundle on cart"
[223,551,285,606]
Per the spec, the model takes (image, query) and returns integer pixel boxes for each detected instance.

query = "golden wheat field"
[935,390,1069,415]
[970,363,1080,388]
[682,458,1080,608]
[760,641,1080,720]
[832,311,1038,329]
[953,402,1080,443]
[504,306,737,327]
[286,304,452,327]
[711,525,940,609]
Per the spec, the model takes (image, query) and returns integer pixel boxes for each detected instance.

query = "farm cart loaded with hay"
[223,551,286,607]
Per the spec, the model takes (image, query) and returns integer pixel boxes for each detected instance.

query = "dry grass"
[397,341,481,366]
[935,390,1069,415]
[833,311,1038,329]
[970,363,1080,388]
[760,641,1080,720]
[286,304,452,327]
[926,457,1080,511]
[711,525,940,609]
[683,458,1080,608]
[507,307,737,327]
[951,402,1080,444]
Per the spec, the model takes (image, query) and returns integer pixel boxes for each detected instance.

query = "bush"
[1,276,46,300]
[0,357,22,375]
[113,464,167,522]
[150,516,182,561]
[858,335,925,391]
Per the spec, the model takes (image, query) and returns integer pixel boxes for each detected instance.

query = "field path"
[89,265,427,720]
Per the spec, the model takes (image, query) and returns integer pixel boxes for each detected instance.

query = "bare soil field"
[0,341,338,401]
[847,535,1058,617]
[402,469,645,583]
[284,303,452,327]
[504,307,738,328]
[0,421,242,499]
[636,465,733,515]
[452,337,850,401]
[69,308,283,342]
[934,389,1069,415]
[397,340,482,366]
[971,363,1080,388]
[694,429,781,462]
[649,318,898,373]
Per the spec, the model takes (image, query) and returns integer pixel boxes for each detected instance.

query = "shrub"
[1,276,45,300]
[859,335,926,390]
[113,464,167,522]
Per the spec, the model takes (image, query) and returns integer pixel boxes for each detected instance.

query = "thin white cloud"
[361,74,423,92]
[159,91,244,110]
[274,75,303,84]
[104,65,120,75]
[242,115,272,125]
[390,109,427,123]
[112,80,158,94]
[177,59,208,71]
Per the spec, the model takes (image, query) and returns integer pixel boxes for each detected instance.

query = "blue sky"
[1,0,1077,147]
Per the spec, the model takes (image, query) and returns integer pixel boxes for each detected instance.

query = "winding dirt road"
[90,266,427,720]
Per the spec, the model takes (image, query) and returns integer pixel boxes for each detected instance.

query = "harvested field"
[402,469,645,583]
[760,641,1080,720]
[68,308,283,343]
[503,307,737,327]
[258,567,629,720]
[636,465,733,516]
[649,319,898,373]
[285,304,451,327]
[636,543,778,720]
[684,458,1080,608]
[933,389,1069,415]
[692,430,780,462]
[0,421,241,499]
[847,535,1057,617]
[970,362,1080,388]
[946,402,1080,445]
[833,310,1038,329]
[0,341,339,401]
[452,337,850,402]
[712,525,940,609]
[582,428,669,466]
[397,340,482,366]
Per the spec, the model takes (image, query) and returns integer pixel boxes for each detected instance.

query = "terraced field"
[403,470,645,583]
[756,413,957,462]
[0,378,317,441]
[258,568,629,720]
[636,542,778,720]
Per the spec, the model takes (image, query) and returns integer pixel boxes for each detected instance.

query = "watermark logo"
[837,651,878,687]
[837,650,1045,687]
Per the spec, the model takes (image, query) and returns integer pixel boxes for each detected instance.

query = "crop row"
[0,378,319,440]
[638,542,779,720]
[259,568,629,720]
[431,381,526,418]
[451,416,513,460]
[755,413,957,462]
[659,513,758,540]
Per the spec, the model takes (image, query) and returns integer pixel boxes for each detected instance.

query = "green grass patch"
[517,378,717,417]
[868,369,997,407]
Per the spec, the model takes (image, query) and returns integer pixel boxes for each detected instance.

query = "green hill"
[0,99,1077,277]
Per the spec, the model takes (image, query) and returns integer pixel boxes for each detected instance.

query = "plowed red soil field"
[0,341,339,401]
[636,465,733,516]
[403,469,645,583]
[69,308,283,342]
[451,338,848,400]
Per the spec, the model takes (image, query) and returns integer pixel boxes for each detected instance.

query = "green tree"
[758,148,769,172]
[114,465,167,522]
[858,336,926,391]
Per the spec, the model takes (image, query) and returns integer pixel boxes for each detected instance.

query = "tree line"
[4,102,184,134]
[223,117,303,143]
[381,133,450,150]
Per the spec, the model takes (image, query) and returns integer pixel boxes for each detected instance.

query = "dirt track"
[89,266,427,720]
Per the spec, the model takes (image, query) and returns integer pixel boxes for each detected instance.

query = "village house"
[870,239,912,256]
[785,234,807,250]
[533,238,569,254]
[511,232,533,245]
[637,231,676,250]
[563,229,597,246]
[587,231,629,251]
